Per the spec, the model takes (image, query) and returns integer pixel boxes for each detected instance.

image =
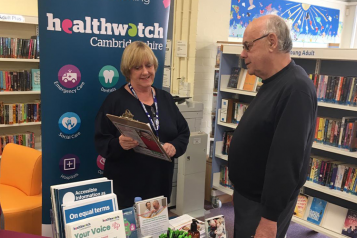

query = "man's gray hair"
[262,15,292,53]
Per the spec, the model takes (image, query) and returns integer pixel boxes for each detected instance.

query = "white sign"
[163,67,171,88]
[193,138,201,144]
[165,40,172,66]
[290,49,315,57]
[0,14,25,23]
[176,40,187,58]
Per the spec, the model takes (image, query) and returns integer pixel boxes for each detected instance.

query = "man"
[150,200,165,217]
[228,15,317,238]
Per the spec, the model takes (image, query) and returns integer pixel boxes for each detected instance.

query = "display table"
[0,230,49,238]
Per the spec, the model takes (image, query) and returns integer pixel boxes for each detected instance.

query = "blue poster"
[229,0,341,44]
[38,0,170,230]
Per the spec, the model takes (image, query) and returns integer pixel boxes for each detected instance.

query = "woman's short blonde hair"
[120,41,158,82]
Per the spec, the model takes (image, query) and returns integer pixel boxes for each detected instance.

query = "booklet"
[62,193,118,234]
[65,210,126,238]
[135,196,169,238]
[106,112,171,162]
[122,207,138,238]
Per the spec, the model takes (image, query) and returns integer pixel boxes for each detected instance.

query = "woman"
[94,41,190,209]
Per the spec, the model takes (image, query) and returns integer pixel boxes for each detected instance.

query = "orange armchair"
[0,143,42,235]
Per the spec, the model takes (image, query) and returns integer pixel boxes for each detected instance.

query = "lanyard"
[128,83,159,138]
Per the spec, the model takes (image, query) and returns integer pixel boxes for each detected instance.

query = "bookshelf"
[304,181,357,204]
[212,172,233,196]
[0,14,41,156]
[0,122,41,128]
[220,87,257,96]
[215,141,228,161]
[312,143,357,158]
[212,44,357,236]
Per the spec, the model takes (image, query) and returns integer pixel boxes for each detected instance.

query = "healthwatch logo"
[58,112,81,139]
[46,13,164,39]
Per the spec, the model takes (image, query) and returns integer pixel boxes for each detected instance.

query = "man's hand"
[254,217,277,238]
[163,143,176,157]
[119,135,139,150]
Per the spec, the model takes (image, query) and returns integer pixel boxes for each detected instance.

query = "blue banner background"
[38,0,170,225]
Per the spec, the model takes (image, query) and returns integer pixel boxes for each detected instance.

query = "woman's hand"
[119,135,139,150]
[162,143,176,157]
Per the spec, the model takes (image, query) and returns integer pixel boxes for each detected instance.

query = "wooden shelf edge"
[0,122,41,128]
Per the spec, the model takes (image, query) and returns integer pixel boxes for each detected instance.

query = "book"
[342,210,357,237]
[122,207,138,238]
[135,196,169,238]
[242,73,257,91]
[307,197,327,225]
[254,77,263,92]
[220,98,239,123]
[106,113,171,162]
[31,69,40,91]
[221,130,234,155]
[337,117,357,148]
[205,215,226,238]
[227,67,241,88]
[294,194,309,218]
[237,69,247,90]
[321,203,348,234]
[65,211,126,238]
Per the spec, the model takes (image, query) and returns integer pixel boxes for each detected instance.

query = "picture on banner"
[229,0,341,44]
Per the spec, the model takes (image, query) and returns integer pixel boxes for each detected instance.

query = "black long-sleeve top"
[95,85,190,209]
[228,60,317,221]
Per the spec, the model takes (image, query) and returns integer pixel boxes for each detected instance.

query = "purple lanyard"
[128,83,159,138]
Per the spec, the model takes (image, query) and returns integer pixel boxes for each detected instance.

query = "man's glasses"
[242,34,269,51]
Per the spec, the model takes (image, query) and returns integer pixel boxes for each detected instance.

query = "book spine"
[341,167,350,192]
[323,119,329,144]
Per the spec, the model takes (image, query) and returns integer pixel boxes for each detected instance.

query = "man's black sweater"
[228,60,317,221]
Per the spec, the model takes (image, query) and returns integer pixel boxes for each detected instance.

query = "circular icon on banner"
[58,65,81,88]
[59,154,80,175]
[97,155,106,170]
[99,65,119,88]
[58,112,81,134]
